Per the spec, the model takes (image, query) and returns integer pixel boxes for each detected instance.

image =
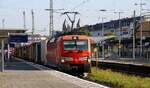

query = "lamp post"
[135,0,146,57]
[31,10,35,35]
[23,11,26,29]
[45,0,53,37]
[45,0,64,37]
[2,19,5,29]
[114,11,124,58]
[99,10,107,59]
[133,10,136,60]
[1,40,4,72]
[102,17,106,59]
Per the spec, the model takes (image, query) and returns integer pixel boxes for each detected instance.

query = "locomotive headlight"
[61,59,65,62]
[61,57,73,62]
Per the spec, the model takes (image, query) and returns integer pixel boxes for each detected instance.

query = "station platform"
[0,57,108,88]
[98,58,150,66]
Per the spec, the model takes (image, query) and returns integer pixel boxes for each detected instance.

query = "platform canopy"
[92,35,117,43]
[0,28,27,43]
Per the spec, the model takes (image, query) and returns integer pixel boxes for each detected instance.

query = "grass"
[88,67,150,88]
[143,64,150,67]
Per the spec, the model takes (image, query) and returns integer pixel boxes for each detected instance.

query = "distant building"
[80,16,150,58]
[88,16,141,38]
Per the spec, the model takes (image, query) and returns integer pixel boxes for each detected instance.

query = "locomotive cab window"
[64,40,88,50]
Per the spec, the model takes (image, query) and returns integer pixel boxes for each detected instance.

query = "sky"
[0,0,150,35]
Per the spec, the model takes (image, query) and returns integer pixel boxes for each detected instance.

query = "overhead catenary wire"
[71,0,91,11]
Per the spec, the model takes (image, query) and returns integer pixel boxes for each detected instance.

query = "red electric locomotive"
[46,35,92,73]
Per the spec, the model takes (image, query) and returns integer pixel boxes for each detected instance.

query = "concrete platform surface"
[0,58,108,88]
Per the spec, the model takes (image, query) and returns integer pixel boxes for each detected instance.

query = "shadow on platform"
[4,58,41,71]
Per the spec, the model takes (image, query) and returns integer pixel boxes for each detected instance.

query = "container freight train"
[13,40,47,64]
[13,35,92,73]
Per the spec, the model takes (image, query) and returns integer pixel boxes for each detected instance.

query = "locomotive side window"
[64,40,88,50]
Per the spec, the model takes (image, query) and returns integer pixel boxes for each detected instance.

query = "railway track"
[91,60,150,77]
